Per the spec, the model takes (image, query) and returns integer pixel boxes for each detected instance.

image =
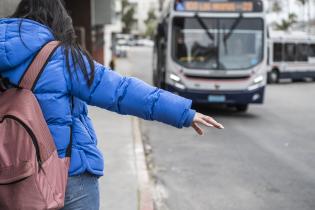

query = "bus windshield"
[172,17,264,70]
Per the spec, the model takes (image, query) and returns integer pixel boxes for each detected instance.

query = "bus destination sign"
[175,0,263,13]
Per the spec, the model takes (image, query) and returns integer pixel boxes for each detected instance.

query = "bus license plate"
[208,95,226,103]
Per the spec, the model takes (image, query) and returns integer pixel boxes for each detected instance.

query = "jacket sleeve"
[63,59,196,128]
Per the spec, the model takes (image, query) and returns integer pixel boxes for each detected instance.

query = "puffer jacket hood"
[0,18,196,177]
[0,18,54,72]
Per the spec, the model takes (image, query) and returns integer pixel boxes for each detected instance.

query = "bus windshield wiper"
[194,13,214,41]
[194,13,221,69]
[223,13,243,43]
[223,13,243,54]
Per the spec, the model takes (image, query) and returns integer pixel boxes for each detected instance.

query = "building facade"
[65,0,120,64]
[0,0,121,65]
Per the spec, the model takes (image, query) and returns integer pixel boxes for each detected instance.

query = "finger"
[192,123,204,135]
[197,118,214,128]
[195,117,217,128]
[204,116,224,129]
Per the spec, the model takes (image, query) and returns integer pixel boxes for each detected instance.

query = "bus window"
[296,43,308,62]
[309,44,315,57]
[172,17,263,70]
[284,43,296,62]
[273,43,282,62]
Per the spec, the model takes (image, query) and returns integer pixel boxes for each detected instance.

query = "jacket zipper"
[0,115,42,169]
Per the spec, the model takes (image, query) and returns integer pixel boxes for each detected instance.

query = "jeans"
[61,173,100,210]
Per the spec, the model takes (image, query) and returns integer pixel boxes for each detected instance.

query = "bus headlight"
[254,75,264,84]
[248,75,264,91]
[174,83,186,90]
[170,73,186,90]
[170,73,181,82]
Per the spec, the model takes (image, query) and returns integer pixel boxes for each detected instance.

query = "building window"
[309,44,315,57]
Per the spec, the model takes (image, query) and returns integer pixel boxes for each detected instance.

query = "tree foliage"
[296,0,307,5]
[275,13,298,31]
[144,8,157,39]
[121,0,137,33]
[272,1,282,13]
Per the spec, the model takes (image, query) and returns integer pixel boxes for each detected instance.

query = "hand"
[191,112,224,135]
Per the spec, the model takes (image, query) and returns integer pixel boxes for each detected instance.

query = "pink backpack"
[0,41,71,210]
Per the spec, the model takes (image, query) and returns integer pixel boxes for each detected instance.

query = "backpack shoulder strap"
[19,41,61,91]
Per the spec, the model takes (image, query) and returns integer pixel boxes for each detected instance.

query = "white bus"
[267,31,315,83]
[153,0,267,112]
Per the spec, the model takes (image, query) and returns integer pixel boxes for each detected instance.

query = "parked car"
[136,39,154,47]
[115,39,128,58]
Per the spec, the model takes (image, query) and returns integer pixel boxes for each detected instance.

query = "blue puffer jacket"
[0,18,196,176]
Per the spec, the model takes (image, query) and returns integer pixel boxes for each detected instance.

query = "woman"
[0,0,223,209]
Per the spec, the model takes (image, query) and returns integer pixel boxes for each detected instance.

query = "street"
[118,47,315,210]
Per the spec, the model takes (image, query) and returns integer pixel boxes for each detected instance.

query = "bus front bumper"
[165,85,265,104]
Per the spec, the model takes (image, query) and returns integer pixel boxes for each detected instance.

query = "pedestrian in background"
[109,57,116,70]
[0,0,223,209]
[175,0,185,11]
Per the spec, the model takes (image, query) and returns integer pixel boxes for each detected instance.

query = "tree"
[275,13,298,31]
[121,0,137,34]
[144,8,157,39]
[272,1,282,13]
[296,0,307,5]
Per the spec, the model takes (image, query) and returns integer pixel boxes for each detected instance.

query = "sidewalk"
[88,63,154,210]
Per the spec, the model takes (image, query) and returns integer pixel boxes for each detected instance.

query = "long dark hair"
[11,0,95,86]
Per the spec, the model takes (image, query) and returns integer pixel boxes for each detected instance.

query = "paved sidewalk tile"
[89,108,138,210]
[86,58,154,210]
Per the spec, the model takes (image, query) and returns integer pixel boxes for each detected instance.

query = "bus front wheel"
[235,104,249,112]
[268,69,279,84]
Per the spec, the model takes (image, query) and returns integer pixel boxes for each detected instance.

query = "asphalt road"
[117,47,315,210]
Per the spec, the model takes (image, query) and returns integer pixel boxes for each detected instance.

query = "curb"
[132,117,154,210]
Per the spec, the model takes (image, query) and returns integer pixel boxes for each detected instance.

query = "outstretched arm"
[64,58,223,133]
